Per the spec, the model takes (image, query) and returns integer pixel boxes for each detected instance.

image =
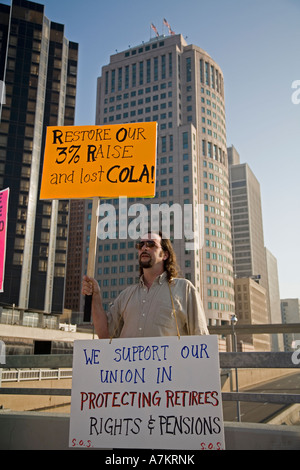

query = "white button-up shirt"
[107,272,209,338]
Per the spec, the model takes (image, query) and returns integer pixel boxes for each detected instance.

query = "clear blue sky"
[3,0,300,299]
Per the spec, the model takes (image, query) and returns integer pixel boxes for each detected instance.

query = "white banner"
[69,335,225,450]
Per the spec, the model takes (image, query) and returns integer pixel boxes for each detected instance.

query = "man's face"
[137,233,167,270]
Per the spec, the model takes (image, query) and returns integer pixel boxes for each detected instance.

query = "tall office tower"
[265,248,283,351]
[0,0,78,313]
[83,33,235,326]
[281,298,300,351]
[228,146,269,318]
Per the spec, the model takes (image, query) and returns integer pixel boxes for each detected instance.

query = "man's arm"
[82,275,109,339]
[186,281,209,335]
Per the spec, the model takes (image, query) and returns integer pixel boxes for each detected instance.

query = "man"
[82,232,208,339]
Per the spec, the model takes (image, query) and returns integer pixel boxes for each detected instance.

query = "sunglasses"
[135,240,160,250]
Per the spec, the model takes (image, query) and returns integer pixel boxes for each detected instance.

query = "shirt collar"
[139,271,167,286]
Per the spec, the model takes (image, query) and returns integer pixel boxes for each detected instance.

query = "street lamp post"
[231,314,241,422]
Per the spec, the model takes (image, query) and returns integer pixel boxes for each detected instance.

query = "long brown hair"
[138,231,180,282]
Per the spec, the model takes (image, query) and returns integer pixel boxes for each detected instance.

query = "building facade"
[234,277,270,351]
[0,0,78,313]
[82,33,235,326]
[265,247,283,351]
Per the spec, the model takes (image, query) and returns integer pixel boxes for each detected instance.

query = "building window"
[205,62,209,86]
[118,67,122,91]
[211,65,215,89]
[132,63,136,87]
[169,53,173,77]
[161,55,166,79]
[186,57,191,82]
[125,65,129,89]
[183,132,188,149]
[154,57,158,81]
[139,61,143,85]
[105,71,109,94]
[111,69,115,92]
[200,59,203,84]
[146,59,151,83]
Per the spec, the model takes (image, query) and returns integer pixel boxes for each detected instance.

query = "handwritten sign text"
[69,335,225,450]
[40,122,157,199]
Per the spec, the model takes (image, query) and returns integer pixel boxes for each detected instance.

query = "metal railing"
[0,355,73,397]
[1,352,300,405]
[212,323,300,411]
[1,323,300,407]
[1,324,300,450]
[1,368,72,382]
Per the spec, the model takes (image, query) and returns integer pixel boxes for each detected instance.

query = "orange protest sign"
[40,122,157,199]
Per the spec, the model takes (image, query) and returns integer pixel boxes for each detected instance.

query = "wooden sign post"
[83,196,99,321]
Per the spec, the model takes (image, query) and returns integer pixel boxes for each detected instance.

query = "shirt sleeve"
[186,281,209,335]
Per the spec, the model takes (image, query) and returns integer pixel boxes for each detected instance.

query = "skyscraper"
[228,145,271,338]
[0,0,78,313]
[82,33,235,326]
[228,147,268,291]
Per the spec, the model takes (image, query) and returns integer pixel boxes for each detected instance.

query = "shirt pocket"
[152,298,184,330]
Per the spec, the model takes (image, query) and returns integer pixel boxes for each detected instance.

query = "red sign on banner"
[0,188,9,292]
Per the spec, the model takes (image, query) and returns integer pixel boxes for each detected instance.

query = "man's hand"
[82,275,101,297]
[82,275,108,338]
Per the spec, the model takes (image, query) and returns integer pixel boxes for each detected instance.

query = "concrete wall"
[221,368,298,391]
[0,324,94,342]
[225,421,300,450]
[1,411,300,450]
[0,379,72,412]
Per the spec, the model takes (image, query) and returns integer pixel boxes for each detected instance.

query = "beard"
[139,253,153,269]
[139,249,164,270]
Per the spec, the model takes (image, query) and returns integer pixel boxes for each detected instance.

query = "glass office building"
[0,0,78,313]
